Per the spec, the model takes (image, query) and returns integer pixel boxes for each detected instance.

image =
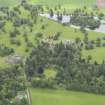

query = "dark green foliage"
[25,41,80,78]
[0,66,26,105]
[57,64,105,94]
[25,41,105,95]
[10,39,21,46]
[0,44,14,56]
[70,9,100,29]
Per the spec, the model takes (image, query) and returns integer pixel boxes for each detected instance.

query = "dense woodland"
[25,41,105,94]
[0,66,28,105]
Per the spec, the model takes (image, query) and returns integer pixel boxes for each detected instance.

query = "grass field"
[31,0,105,14]
[0,0,19,6]
[31,0,96,6]
[83,47,105,63]
[30,88,105,105]
[0,0,96,7]
[0,0,105,67]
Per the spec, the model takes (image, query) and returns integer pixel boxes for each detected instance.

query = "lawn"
[30,88,105,105]
[44,68,57,79]
[0,0,97,9]
[83,47,105,63]
[31,0,96,7]
[31,0,105,15]
[0,0,19,6]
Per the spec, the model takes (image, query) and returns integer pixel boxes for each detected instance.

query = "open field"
[30,88,105,105]
[31,0,96,7]
[83,47,105,63]
[31,0,105,14]
[0,0,96,7]
[0,0,19,6]
[0,0,104,13]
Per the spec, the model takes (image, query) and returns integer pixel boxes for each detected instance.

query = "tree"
[49,9,54,17]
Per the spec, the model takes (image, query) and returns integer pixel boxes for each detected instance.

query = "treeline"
[57,64,105,94]
[25,41,105,95]
[70,9,101,30]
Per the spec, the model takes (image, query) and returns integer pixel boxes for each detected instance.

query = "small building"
[6,54,23,65]
[96,0,105,8]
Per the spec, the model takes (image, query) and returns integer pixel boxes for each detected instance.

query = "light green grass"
[44,68,57,79]
[36,17,105,40]
[0,0,19,6]
[31,0,105,15]
[30,88,105,105]
[83,47,105,63]
[31,0,96,7]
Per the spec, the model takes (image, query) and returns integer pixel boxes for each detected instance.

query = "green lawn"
[44,68,57,79]
[30,88,105,105]
[0,0,96,7]
[31,0,96,7]
[31,0,105,15]
[83,47,105,63]
[0,0,19,6]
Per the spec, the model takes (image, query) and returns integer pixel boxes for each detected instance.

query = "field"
[31,0,96,6]
[30,88,105,105]
[83,47,105,63]
[0,0,19,6]
[31,0,105,14]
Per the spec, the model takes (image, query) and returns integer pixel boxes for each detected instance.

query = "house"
[96,0,105,8]
[6,54,23,65]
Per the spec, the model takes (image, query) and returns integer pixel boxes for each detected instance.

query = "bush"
[96,37,101,41]
[10,39,21,46]
[102,43,105,47]
[102,36,105,40]
[0,44,14,56]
